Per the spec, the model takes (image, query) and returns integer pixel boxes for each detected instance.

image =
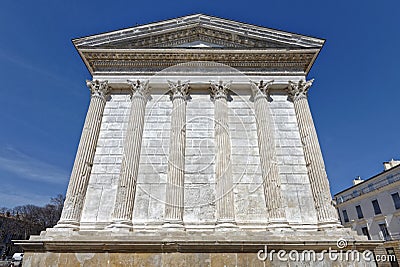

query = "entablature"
[79,48,319,76]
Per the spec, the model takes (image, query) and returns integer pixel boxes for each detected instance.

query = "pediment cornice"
[73,14,324,49]
[77,25,298,49]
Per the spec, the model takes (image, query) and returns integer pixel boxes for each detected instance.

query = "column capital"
[86,80,110,100]
[250,80,274,101]
[287,79,314,101]
[210,80,232,100]
[127,79,151,100]
[167,80,190,101]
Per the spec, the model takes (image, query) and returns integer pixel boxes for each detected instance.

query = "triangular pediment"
[74,14,325,75]
[73,14,324,49]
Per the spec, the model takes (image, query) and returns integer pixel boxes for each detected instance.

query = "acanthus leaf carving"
[127,79,151,101]
[86,80,110,100]
[250,80,274,101]
[210,80,232,100]
[288,79,314,102]
[167,80,190,101]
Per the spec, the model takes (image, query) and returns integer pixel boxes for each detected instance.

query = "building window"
[361,227,371,240]
[356,205,364,219]
[379,223,391,241]
[352,190,360,197]
[367,184,374,193]
[391,192,400,210]
[372,199,382,215]
[342,210,349,223]
[387,175,395,184]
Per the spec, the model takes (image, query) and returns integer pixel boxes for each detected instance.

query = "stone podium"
[17,14,380,266]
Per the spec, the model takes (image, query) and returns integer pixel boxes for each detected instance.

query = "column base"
[267,219,292,232]
[215,219,237,231]
[54,220,80,230]
[107,220,133,230]
[163,220,185,231]
[318,220,343,230]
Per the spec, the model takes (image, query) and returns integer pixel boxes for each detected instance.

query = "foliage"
[0,194,64,257]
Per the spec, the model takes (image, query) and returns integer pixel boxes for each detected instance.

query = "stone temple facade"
[18,14,380,266]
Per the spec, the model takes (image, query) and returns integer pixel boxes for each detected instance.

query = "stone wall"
[80,88,318,229]
[269,92,317,226]
[80,92,131,228]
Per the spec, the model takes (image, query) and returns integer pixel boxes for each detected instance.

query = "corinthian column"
[57,80,110,228]
[109,80,150,228]
[250,80,288,227]
[210,81,236,228]
[163,80,189,229]
[288,79,339,227]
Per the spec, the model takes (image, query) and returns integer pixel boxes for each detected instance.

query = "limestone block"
[210,253,237,267]
[80,185,103,222]
[133,253,162,267]
[297,187,319,223]
[184,253,211,267]
[281,184,302,222]
[162,253,187,267]
[96,186,118,222]
[285,174,309,184]
[274,122,299,133]
[133,184,151,221]
[148,184,166,220]
[237,253,265,267]
[199,199,216,221]
[234,184,268,222]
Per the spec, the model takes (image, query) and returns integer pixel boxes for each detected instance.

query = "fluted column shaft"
[288,80,339,225]
[251,81,286,222]
[211,81,235,224]
[58,80,109,227]
[164,81,189,226]
[110,80,150,228]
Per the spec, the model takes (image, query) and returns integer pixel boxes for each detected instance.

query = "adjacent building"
[334,160,400,265]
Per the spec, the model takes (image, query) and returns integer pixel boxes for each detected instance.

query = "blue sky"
[0,0,399,207]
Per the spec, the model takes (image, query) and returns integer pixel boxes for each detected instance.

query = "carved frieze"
[82,50,315,74]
